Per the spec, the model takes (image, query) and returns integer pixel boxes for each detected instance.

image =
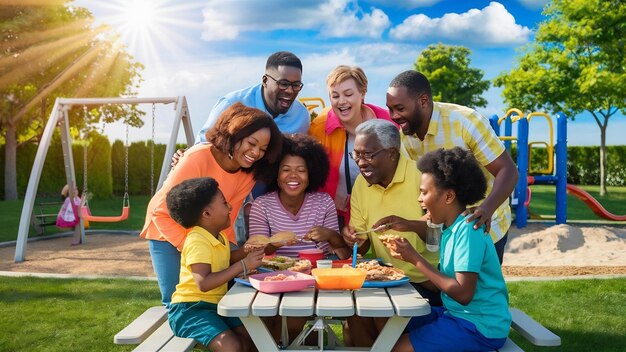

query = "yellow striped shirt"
[400,102,511,242]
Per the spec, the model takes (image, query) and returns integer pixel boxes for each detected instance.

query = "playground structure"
[15,97,194,262]
[491,109,626,228]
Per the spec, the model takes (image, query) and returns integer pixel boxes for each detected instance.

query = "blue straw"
[352,243,358,268]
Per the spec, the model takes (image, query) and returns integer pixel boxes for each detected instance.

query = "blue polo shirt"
[440,214,511,339]
[196,83,310,142]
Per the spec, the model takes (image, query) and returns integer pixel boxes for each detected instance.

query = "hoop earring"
[228,153,233,160]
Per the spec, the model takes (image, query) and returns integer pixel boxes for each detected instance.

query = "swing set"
[15,97,195,263]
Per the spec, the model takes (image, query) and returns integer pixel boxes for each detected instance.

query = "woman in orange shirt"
[140,102,282,306]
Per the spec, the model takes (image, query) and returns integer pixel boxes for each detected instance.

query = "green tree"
[414,43,491,108]
[494,0,626,196]
[0,1,144,200]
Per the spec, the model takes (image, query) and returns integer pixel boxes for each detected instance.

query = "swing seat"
[80,193,130,223]
[81,205,130,222]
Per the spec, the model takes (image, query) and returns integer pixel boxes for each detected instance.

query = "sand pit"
[1,223,625,278]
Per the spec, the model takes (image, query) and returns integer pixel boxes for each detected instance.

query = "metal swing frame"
[15,96,194,262]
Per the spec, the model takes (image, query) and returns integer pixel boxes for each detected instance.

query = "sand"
[1,223,625,278]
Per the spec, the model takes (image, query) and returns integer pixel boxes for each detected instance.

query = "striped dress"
[248,191,339,257]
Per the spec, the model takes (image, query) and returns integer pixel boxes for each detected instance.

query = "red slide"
[566,184,626,221]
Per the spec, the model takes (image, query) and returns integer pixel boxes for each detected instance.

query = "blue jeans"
[149,240,181,307]
[494,232,509,265]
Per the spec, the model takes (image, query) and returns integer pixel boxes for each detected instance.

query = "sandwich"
[261,256,296,270]
[244,235,270,252]
[270,231,297,245]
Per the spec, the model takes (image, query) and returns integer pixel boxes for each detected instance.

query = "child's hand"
[394,238,420,264]
[372,215,410,233]
[243,249,264,270]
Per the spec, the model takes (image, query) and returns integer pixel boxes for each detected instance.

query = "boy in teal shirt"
[166,177,264,351]
[391,147,511,351]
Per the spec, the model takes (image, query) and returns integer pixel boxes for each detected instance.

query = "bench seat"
[117,305,560,352]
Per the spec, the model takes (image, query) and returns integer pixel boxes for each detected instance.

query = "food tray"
[248,270,315,293]
[311,267,366,290]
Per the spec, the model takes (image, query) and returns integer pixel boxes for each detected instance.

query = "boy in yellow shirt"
[166,177,264,351]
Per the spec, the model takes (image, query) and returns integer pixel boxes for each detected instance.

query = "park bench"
[116,305,560,352]
[30,201,63,235]
[114,306,197,352]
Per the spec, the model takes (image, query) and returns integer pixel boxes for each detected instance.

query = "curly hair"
[266,133,330,193]
[417,147,487,208]
[206,102,283,182]
[166,177,219,229]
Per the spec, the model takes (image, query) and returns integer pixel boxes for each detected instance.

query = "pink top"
[248,191,338,257]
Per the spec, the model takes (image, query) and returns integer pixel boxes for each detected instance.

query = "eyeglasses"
[349,149,386,162]
[265,74,304,92]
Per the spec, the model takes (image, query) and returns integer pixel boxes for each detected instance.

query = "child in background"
[391,147,511,352]
[166,177,264,352]
[57,184,87,245]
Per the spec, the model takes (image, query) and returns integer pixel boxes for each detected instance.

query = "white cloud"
[517,0,549,10]
[390,2,532,46]
[201,0,390,41]
[366,0,443,9]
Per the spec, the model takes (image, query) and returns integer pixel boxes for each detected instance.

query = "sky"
[71,0,624,147]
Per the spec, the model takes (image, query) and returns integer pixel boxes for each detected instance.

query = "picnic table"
[217,282,430,352]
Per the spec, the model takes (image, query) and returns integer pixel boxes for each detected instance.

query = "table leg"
[240,316,280,352]
[369,316,410,352]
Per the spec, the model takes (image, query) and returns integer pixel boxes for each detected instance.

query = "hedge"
[510,145,626,186]
[2,138,625,199]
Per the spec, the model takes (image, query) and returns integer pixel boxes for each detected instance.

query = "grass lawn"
[527,185,626,222]
[1,276,624,351]
[0,195,150,243]
[2,185,625,243]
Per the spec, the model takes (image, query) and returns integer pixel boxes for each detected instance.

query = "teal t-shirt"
[440,214,511,338]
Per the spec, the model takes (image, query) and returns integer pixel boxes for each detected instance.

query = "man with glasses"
[173,51,309,246]
[196,51,309,142]
[341,119,440,347]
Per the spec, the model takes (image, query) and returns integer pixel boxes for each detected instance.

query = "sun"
[120,0,158,34]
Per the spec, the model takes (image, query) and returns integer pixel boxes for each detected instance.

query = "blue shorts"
[407,306,507,351]
[168,301,243,346]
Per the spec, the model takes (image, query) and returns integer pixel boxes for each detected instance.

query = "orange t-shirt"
[139,143,255,250]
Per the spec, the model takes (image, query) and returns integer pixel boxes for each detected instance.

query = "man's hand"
[462,206,492,233]
[170,148,186,168]
[342,225,367,247]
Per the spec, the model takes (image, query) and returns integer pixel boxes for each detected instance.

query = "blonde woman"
[309,65,395,227]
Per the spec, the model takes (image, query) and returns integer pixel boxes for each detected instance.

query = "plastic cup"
[426,220,442,252]
[316,259,333,269]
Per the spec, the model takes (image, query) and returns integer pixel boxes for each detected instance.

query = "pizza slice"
[378,233,403,259]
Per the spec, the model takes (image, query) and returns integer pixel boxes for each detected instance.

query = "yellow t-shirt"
[400,102,511,242]
[171,227,231,304]
[350,154,439,283]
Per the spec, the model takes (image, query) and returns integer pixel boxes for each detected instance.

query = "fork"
[353,223,396,236]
